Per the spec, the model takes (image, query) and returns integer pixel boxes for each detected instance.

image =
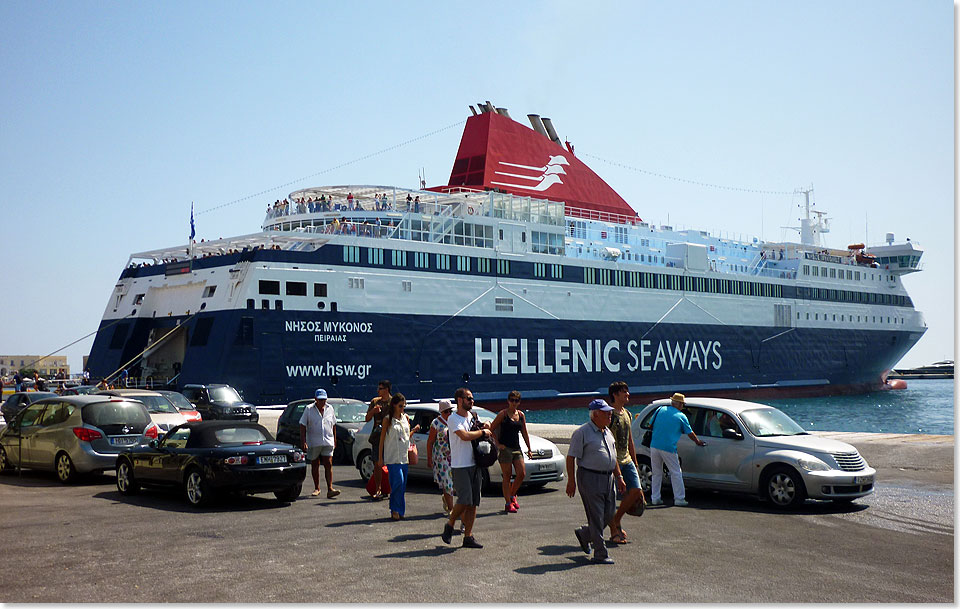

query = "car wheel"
[274,483,302,502]
[116,460,140,495]
[357,450,374,482]
[184,468,213,507]
[637,456,653,496]
[0,446,12,475]
[763,466,807,509]
[55,452,77,484]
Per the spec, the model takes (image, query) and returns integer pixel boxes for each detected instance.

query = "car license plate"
[257,455,286,465]
[538,463,553,472]
[109,437,138,446]
[853,475,873,484]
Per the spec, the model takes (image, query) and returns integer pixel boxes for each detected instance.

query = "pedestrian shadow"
[375,546,459,559]
[388,532,440,543]
[514,550,594,574]
[325,512,442,528]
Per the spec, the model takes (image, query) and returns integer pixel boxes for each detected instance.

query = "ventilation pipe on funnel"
[496,107,511,119]
[527,114,549,138]
[541,117,561,144]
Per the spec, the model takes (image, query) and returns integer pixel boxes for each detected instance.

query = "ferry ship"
[85,102,927,408]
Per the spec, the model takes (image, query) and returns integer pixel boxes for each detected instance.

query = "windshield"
[129,395,178,414]
[333,401,367,423]
[159,392,195,411]
[209,387,243,404]
[213,426,269,445]
[473,407,496,425]
[739,408,807,437]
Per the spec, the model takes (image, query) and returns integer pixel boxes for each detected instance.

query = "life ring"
[467,206,475,215]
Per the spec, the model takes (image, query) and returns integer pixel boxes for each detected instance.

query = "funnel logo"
[491,155,569,192]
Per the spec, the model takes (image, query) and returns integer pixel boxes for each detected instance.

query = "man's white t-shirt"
[447,411,476,468]
[299,403,335,447]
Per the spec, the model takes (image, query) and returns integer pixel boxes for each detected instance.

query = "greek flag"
[189,203,195,241]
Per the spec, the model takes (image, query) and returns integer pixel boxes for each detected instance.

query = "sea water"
[524,379,955,435]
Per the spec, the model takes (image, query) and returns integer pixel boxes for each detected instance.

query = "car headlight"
[797,456,831,472]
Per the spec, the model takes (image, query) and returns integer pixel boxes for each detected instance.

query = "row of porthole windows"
[797,311,905,324]
[803,264,893,284]
[246,298,338,312]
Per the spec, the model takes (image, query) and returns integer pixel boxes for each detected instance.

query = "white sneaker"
[649,499,663,506]
[674,499,689,507]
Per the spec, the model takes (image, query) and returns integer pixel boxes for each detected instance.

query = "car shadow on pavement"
[94,489,297,514]
[0,471,113,488]
[679,489,870,515]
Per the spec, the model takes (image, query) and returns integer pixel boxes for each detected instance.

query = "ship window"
[317,302,325,310]
[331,302,338,312]
[259,280,280,295]
[314,283,327,297]
[190,318,214,347]
[392,250,407,266]
[348,278,365,289]
[495,297,514,312]
[134,293,145,305]
[830,268,836,278]
[262,299,270,310]
[275,299,283,310]
[402,280,412,292]
[247,299,254,309]
[286,281,307,296]
[368,248,384,265]
[201,286,216,298]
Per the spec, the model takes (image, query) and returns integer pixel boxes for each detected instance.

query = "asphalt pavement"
[0,413,952,603]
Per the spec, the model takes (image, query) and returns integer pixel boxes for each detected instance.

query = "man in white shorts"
[300,388,340,498]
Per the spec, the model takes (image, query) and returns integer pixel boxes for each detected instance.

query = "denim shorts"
[620,460,641,490]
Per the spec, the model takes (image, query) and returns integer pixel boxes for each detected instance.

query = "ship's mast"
[796,187,830,247]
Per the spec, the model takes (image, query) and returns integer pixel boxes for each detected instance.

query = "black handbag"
[640,406,664,448]
[471,413,499,468]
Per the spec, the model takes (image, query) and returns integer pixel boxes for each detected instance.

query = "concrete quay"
[0,413,951,603]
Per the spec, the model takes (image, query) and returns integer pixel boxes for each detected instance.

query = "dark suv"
[180,384,258,423]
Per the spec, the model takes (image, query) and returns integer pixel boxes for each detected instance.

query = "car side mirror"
[721,428,743,440]
[148,439,160,449]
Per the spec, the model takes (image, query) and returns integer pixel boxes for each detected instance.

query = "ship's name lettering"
[474,338,722,375]
[285,321,374,333]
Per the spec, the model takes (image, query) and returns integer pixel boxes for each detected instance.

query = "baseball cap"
[588,398,613,412]
[315,388,328,399]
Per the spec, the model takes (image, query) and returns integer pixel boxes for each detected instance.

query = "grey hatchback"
[0,395,159,483]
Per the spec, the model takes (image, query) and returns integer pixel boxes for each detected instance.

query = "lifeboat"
[856,252,877,265]
[847,243,865,250]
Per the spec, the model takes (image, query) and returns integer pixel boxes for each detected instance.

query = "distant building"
[0,355,69,378]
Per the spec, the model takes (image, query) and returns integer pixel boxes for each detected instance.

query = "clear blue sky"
[0,1,953,372]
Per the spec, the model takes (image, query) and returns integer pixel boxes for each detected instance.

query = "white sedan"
[351,402,565,489]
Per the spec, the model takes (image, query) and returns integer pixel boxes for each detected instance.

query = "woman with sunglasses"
[490,390,532,513]
[377,393,419,520]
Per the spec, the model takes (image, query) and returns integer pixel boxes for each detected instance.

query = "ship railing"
[565,205,641,226]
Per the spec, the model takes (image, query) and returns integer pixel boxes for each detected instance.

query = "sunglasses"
[507,398,520,403]
[462,397,474,402]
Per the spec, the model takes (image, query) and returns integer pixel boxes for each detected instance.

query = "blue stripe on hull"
[86,310,923,407]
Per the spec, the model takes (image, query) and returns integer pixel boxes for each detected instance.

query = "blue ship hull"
[86,309,922,407]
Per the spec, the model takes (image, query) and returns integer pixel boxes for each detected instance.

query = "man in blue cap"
[300,388,340,498]
[566,398,627,564]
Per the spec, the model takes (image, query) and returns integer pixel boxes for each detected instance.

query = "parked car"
[154,390,202,422]
[97,389,188,437]
[59,385,100,396]
[276,398,368,464]
[0,395,159,482]
[351,402,565,490]
[115,421,307,506]
[181,384,258,423]
[1,392,58,424]
[631,397,877,508]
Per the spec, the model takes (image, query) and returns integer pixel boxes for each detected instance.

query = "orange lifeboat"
[847,243,865,250]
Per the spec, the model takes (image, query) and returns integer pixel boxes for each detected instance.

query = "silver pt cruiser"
[631,397,876,508]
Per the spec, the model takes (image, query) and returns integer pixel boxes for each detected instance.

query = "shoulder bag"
[641,406,665,448]
[470,412,499,468]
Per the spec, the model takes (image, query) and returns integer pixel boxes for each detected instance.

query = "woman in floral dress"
[426,399,457,514]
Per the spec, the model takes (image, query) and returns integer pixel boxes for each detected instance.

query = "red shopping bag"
[366,465,391,496]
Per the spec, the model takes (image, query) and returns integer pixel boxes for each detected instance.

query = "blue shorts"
[620,461,641,491]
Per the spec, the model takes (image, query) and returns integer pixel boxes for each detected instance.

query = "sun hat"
[439,399,454,412]
[671,392,685,404]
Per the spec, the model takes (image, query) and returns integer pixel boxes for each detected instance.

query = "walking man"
[300,388,340,499]
[649,392,706,507]
[440,387,492,549]
[365,379,392,499]
[607,381,644,543]
[566,399,626,564]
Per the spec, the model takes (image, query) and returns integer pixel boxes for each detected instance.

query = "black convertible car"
[115,421,307,506]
